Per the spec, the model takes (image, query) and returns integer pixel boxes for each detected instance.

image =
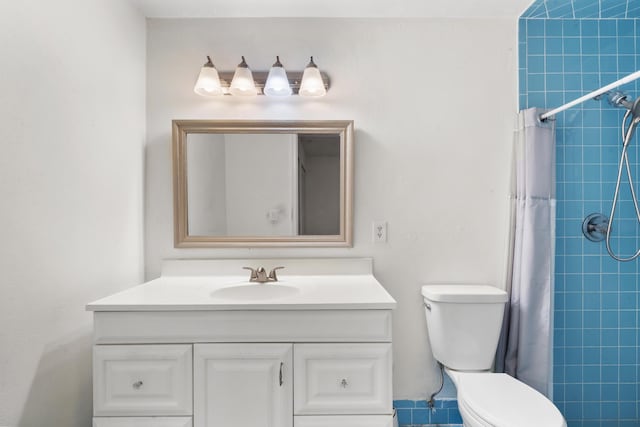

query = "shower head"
[630,97,640,120]
[606,91,640,127]
[621,97,640,146]
[606,91,635,110]
[595,91,640,145]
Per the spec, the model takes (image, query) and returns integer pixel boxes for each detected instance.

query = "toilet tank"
[422,284,508,371]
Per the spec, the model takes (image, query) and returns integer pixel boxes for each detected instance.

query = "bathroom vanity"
[87,259,396,427]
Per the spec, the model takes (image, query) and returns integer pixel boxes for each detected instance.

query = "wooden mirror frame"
[172,120,354,247]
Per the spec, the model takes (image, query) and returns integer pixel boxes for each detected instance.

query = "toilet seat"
[452,372,566,427]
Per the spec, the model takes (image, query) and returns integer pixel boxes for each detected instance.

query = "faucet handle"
[268,266,285,281]
[242,267,258,281]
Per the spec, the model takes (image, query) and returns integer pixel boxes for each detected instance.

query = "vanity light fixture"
[299,56,327,97]
[229,56,258,96]
[193,56,224,96]
[193,56,329,97]
[264,56,292,97]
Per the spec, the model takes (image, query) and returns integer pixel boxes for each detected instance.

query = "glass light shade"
[194,57,223,96]
[264,57,292,97]
[194,66,223,96]
[230,58,257,96]
[264,66,292,97]
[299,65,326,97]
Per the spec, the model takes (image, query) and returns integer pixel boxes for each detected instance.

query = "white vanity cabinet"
[93,345,193,417]
[294,343,392,416]
[93,418,192,427]
[88,259,396,427]
[194,343,293,427]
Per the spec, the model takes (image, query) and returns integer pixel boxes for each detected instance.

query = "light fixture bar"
[215,71,330,95]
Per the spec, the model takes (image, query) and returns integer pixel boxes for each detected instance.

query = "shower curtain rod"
[539,69,640,121]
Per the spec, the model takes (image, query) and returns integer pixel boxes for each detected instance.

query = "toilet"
[422,284,566,427]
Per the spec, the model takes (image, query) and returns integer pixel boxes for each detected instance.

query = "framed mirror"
[172,120,354,247]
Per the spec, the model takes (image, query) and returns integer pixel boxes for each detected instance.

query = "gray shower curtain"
[495,108,556,398]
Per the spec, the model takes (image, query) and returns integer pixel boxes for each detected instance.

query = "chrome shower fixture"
[586,91,640,261]
[582,213,608,242]
[601,91,640,122]
[606,90,634,109]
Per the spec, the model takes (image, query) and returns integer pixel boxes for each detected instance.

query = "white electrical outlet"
[373,221,387,243]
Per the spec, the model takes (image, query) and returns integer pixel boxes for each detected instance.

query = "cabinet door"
[93,344,192,416]
[294,343,392,415]
[294,415,393,427]
[93,417,192,427]
[194,343,293,427]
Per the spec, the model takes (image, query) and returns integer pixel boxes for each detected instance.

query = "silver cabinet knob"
[340,378,348,388]
[132,380,143,390]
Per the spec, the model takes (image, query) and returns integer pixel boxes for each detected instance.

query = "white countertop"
[86,275,396,311]
[86,259,397,311]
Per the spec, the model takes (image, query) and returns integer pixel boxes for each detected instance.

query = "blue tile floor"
[394,399,463,426]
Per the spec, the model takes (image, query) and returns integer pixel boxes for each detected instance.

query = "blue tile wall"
[523,0,640,19]
[393,399,462,427]
[520,16,640,427]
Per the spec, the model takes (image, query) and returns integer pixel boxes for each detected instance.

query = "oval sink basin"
[210,284,300,301]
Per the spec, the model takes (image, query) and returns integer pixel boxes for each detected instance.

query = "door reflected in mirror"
[173,120,353,247]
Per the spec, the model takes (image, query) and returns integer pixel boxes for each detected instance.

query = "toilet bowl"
[422,284,566,427]
[446,369,565,427]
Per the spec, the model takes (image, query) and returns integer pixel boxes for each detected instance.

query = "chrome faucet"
[242,266,284,283]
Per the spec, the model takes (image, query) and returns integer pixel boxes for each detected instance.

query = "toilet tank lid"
[421,284,508,303]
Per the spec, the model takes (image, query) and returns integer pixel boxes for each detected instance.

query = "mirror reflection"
[186,133,340,237]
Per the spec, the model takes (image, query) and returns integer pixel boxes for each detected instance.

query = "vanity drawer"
[294,415,393,427]
[93,417,192,427]
[93,344,193,416]
[294,343,392,415]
